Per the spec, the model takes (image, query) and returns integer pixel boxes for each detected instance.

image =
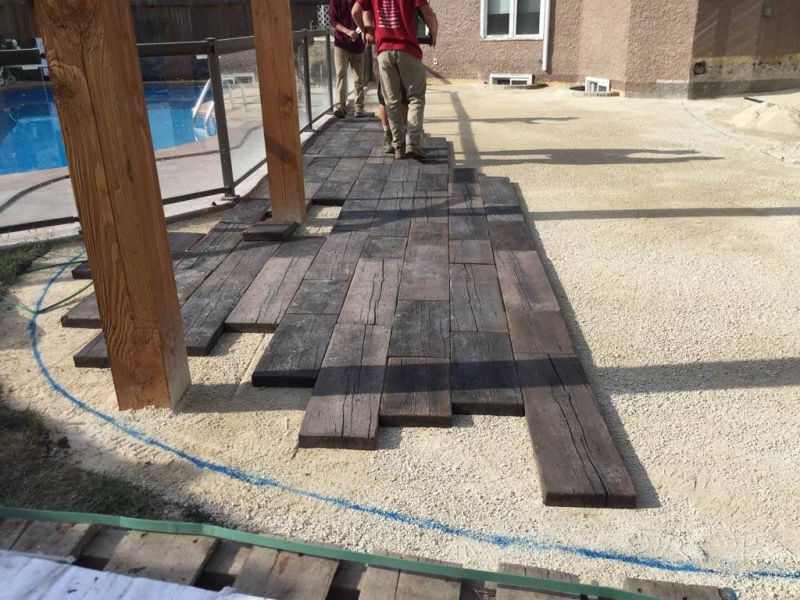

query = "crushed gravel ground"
[1,85,798,599]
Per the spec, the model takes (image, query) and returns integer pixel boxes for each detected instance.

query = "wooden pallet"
[0,519,734,600]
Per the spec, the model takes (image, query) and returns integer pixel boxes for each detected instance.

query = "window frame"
[480,0,545,41]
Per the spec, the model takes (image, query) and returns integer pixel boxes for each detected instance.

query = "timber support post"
[36,0,191,410]
[251,0,308,223]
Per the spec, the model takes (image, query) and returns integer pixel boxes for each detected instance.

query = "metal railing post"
[325,33,334,111]
[303,33,314,130]
[207,37,238,201]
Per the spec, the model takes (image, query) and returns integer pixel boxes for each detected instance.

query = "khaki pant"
[334,46,365,112]
[378,50,426,152]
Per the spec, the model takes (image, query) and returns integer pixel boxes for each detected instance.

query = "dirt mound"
[731,100,800,137]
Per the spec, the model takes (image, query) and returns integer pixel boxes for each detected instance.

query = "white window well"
[482,0,543,39]
[585,77,611,92]
[490,74,534,86]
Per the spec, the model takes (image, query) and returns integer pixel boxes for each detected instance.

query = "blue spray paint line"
[26,255,800,585]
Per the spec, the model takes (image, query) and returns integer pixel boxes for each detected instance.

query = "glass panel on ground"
[219,48,267,184]
[487,0,511,35]
[309,35,333,123]
[516,0,541,35]
[141,54,223,202]
[0,59,78,231]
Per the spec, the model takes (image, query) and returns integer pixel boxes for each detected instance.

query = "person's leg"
[401,87,409,125]
[349,51,365,115]
[377,81,394,153]
[378,51,406,153]
[333,46,348,117]
[396,52,426,156]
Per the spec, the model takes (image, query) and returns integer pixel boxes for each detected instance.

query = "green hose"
[0,506,659,599]
[1,282,91,315]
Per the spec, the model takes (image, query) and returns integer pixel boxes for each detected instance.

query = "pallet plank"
[339,259,402,326]
[305,231,368,281]
[449,240,494,264]
[450,264,508,333]
[451,332,523,416]
[104,530,217,585]
[398,244,449,301]
[233,546,278,596]
[517,353,637,508]
[11,521,98,558]
[381,357,452,427]
[624,577,730,600]
[497,562,579,600]
[495,251,559,312]
[506,310,573,354]
[389,300,450,358]
[299,324,391,449]
[264,553,339,600]
[449,215,489,240]
[0,520,28,551]
[489,221,535,251]
[252,313,338,387]
[225,238,324,333]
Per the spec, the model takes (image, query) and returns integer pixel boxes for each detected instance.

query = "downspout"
[542,0,552,73]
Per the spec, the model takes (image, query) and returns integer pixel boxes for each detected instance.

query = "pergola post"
[251,0,308,223]
[36,0,191,410]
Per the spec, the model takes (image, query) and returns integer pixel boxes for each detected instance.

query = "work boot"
[354,108,367,118]
[333,106,346,118]
[405,147,427,161]
[383,130,395,154]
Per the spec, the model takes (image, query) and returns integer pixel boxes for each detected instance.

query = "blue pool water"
[0,82,212,176]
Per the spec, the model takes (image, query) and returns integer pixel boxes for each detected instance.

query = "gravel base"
[1,86,798,599]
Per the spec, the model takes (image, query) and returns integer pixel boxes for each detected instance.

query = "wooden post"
[36,0,191,410]
[251,0,307,223]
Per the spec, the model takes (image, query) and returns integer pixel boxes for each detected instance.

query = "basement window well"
[585,77,611,93]
[491,74,533,86]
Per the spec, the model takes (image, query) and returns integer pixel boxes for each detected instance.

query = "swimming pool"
[0,82,212,176]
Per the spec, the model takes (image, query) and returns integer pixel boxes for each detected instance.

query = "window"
[490,74,534,86]
[585,77,611,92]
[483,0,542,39]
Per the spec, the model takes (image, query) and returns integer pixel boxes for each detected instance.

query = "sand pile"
[731,99,800,137]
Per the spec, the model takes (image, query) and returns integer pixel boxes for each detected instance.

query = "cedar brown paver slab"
[412,191,449,221]
[299,324,391,449]
[480,175,518,206]
[497,563,579,600]
[449,215,490,240]
[287,280,350,315]
[398,244,449,301]
[104,531,217,585]
[450,264,508,333]
[624,577,731,600]
[495,250,560,312]
[451,331,523,416]
[339,259,402,326]
[362,235,407,259]
[450,239,494,264]
[252,313,337,387]
[305,231,368,281]
[489,220,535,251]
[506,310,574,354]
[408,221,448,246]
[516,353,637,508]
[381,357,452,427]
[389,300,450,358]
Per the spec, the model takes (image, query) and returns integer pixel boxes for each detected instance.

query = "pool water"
[0,82,212,176]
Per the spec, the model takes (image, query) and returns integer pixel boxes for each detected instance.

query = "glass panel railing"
[309,35,334,123]
[295,41,310,131]
[0,62,77,231]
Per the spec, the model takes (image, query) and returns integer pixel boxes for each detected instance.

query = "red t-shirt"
[356,0,428,60]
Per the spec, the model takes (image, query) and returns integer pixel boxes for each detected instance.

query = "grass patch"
[0,402,212,521]
[0,240,53,298]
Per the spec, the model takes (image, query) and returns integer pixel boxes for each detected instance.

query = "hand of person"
[364,32,376,45]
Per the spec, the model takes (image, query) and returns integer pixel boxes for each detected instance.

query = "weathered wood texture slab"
[300,324,391,449]
[450,264,508,333]
[488,221,535,251]
[506,310,573,354]
[408,222,448,247]
[497,563,579,600]
[449,239,494,264]
[381,358,452,427]
[362,235,407,259]
[287,279,350,316]
[389,300,450,358]
[339,259,402,326]
[305,231,368,281]
[398,244,449,301]
[252,313,338,387]
[449,215,489,240]
[104,531,217,585]
[448,182,484,215]
[480,175,518,206]
[242,221,298,241]
[517,353,637,508]
[495,251,559,312]
[450,332,523,416]
[624,577,732,600]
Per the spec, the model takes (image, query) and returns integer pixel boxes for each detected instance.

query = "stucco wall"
[576,0,631,87]
[422,0,543,81]
[548,0,582,82]
[624,0,699,96]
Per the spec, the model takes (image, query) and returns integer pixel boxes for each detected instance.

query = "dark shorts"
[377,80,409,106]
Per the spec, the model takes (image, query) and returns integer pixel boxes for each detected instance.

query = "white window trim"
[490,73,534,85]
[480,0,546,41]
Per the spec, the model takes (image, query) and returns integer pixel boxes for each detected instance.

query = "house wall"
[576,0,631,89]
[422,0,544,82]
[689,0,800,97]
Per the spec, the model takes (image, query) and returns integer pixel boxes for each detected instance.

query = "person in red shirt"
[352,0,438,159]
